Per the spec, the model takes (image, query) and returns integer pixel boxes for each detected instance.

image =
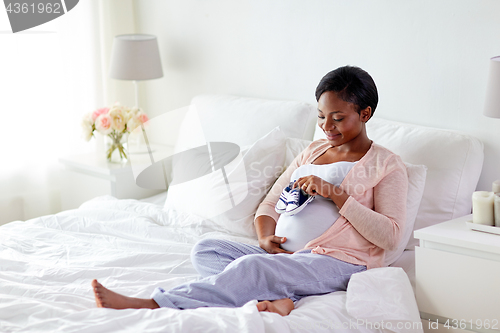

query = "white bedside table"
[414,214,500,333]
[59,153,164,210]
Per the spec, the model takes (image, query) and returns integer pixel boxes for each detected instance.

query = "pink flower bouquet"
[82,103,149,162]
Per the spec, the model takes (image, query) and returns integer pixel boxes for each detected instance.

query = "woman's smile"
[325,132,341,141]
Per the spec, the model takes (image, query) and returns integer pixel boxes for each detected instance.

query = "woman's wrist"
[255,215,277,240]
[329,185,350,209]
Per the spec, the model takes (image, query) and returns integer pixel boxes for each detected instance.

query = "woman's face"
[317,91,371,146]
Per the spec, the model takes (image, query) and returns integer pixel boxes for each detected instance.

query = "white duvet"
[0,196,422,333]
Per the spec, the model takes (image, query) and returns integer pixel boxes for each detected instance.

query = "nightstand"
[59,153,164,210]
[415,214,500,333]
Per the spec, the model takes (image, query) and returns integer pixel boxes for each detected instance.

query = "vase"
[106,132,128,163]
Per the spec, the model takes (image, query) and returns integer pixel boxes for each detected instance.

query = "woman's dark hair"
[315,66,378,118]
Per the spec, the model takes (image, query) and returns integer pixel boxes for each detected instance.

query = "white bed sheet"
[0,196,422,333]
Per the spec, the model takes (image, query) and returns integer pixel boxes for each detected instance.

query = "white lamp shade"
[484,56,500,119]
[109,34,163,81]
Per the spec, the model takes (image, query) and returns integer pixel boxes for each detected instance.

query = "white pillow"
[284,138,312,168]
[385,162,427,266]
[164,127,287,237]
[186,94,316,147]
[364,118,483,250]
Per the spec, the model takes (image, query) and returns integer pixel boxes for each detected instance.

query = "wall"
[132,0,500,191]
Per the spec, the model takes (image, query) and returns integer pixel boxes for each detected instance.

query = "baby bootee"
[284,186,315,216]
[275,181,295,214]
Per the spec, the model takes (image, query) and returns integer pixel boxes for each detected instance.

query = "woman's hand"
[294,175,350,209]
[255,215,293,254]
[293,175,330,198]
[258,235,293,254]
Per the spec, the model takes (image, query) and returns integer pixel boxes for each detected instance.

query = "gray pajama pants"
[150,239,366,309]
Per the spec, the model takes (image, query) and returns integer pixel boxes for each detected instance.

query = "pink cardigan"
[255,140,408,269]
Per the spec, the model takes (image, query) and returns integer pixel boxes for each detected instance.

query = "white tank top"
[275,161,356,252]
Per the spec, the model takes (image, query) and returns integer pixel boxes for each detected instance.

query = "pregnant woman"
[92,65,408,316]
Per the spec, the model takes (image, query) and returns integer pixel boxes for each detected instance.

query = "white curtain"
[0,0,136,224]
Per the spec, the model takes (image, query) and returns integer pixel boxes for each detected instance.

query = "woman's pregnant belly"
[275,196,340,252]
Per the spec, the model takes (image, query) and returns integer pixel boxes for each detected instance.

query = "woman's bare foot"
[256,298,294,316]
[91,279,159,310]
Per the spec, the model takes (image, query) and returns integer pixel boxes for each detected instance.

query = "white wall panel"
[132,0,500,191]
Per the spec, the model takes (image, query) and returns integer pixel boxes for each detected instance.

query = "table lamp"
[109,33,163,169]
[484,56,500,119]
[109,34,163,107]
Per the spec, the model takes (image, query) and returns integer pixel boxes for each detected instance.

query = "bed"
[0,95,483,333]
